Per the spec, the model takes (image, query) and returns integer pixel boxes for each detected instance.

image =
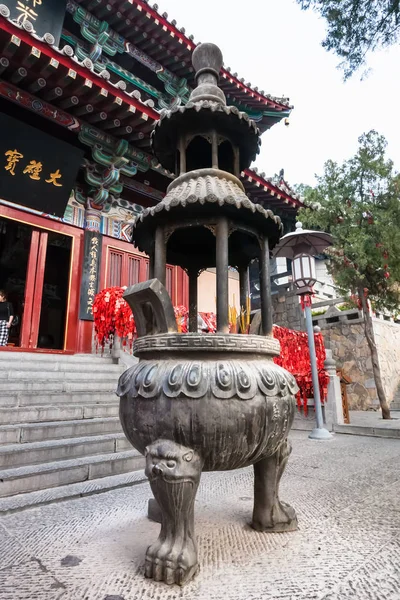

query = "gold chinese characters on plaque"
[16,1,42,26]
[87,236,99,315]
[4,149,63,187]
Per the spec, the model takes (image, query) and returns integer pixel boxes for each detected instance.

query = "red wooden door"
[0,205,82,353]
[20,230,48,348]
[106,247,145,289]
[101,238,184,306]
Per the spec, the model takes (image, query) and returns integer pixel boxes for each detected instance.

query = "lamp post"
[274,222,333,441]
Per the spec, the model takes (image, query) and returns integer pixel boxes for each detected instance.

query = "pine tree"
[296,1,400,79]
[299,130,400,418]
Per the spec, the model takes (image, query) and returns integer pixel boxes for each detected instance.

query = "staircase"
[0,352,145,513]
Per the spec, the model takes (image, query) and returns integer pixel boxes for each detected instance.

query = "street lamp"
[274,222,333,441]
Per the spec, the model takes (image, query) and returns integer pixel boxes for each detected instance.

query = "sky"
[159,0,400,187]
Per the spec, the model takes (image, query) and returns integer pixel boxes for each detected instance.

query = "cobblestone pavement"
[1,431,400,600]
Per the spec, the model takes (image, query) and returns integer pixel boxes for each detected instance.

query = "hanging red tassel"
[300,294,313,310]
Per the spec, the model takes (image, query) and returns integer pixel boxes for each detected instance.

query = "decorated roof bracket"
[84,162,124,206]
[80,132,142,206]
[68,1,190,105]
[66,35,183,111]
[72,4,125,58]
[79,125,152,172]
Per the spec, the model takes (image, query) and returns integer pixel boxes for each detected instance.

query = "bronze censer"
[117,43,298,586]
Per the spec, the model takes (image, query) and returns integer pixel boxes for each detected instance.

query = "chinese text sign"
[0,112,84,217]
[4,0,67,47]
[79,230,102,322]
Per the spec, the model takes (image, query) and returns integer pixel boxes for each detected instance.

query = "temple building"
[0,0,302,354]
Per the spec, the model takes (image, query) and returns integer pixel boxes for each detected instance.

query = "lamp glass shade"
[293,253,316,290]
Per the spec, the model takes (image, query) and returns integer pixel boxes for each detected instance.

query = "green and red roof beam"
[243,169,304,212]
[0,14,301,212]
[0,16,159,121]
[76,0,292,113]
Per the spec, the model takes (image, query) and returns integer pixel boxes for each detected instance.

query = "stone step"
[0,469,146,514]
[0,403,119,425]
[0,449,144,497]
[3,369,121,381]
[0,352,115,364]
[0,417,123,445]
[0,379,118,393]
[0,433,131,469]
[0,361,123,374]
[0,391,121,408]
[334,424,400,439]
[0,369,122,387]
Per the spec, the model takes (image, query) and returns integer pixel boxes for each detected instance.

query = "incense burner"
[117,43,298,586]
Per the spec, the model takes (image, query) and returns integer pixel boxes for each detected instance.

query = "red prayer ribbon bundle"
[93,288,328,412]
[273,325,328,415]
[93,286,136,349]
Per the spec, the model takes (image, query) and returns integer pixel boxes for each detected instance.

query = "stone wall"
[373,319,400,404]
[272,285,304,331]
[321,321,378,410]
[317,315,400,410]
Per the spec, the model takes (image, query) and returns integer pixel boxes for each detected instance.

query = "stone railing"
[310,298,363,328]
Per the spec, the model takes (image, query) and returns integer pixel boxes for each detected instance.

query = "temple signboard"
[3,0,67,46]
[0,113,84,217]
[79,231,102,321]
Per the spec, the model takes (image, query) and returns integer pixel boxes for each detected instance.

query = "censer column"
[148,250,155,279]
[154,226,166,286]
[259,237,273,335]
[239,265,249,314]
[216,218,229,333]
[188,267,198,333]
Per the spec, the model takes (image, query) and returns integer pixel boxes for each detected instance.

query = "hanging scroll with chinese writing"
[79,230,102,321]
[3,0,67,46]
[0,112,84,217]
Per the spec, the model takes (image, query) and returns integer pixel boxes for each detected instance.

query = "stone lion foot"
[252,500,298,532]
[145,536,199,585]
[251,440,298,533]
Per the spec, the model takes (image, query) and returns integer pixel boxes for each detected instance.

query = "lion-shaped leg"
[251,439,298,532]
[144,440,202,586]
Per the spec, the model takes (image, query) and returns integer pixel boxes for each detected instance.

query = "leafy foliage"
[296,0,400,78]
[299,130,400,313]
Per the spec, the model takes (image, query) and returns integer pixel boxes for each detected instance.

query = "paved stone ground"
[348,410,400,428]
[1,431,400,600]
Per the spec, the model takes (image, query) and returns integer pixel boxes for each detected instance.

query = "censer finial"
[189,42,226,105]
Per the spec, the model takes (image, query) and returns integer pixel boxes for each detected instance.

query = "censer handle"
[123,278,178,337]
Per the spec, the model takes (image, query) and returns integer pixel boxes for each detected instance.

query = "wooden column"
[239,265,249,312]
[154,226,166,286]
[259,237,273,335]
[188,267,198,333]
[216,218,229,333]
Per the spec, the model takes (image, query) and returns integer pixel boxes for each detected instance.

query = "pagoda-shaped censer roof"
[151,43,260,173]
[131,42,283,270]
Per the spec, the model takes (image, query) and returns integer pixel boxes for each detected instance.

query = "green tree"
[296,1,400,79]
[299,130,400,418]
